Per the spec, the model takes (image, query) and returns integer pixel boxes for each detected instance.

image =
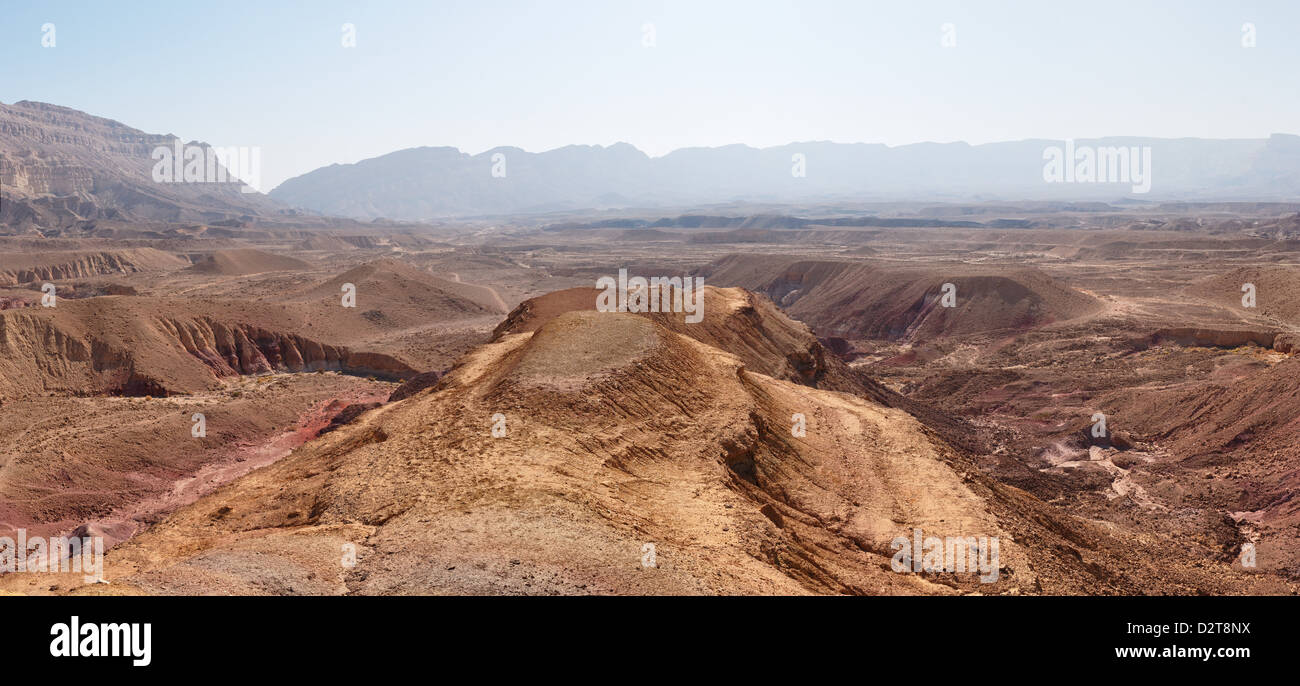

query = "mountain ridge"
[4,100,1298,227]
[270,134,1300,219]
[0,100,284,231]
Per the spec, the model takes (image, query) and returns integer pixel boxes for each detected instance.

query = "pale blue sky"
[3,0,1297,190]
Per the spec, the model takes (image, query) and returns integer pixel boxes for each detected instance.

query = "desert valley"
[1,98,1298,597]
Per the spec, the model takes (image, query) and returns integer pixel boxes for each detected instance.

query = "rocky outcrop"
[0,296,30,310]
[1273,333,1300,353]
[156,317,416,381]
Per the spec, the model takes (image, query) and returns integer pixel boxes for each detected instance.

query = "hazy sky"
[3,0,1298,190]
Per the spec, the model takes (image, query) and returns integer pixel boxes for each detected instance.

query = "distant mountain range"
[2,101,1297,227]
[271,135,1300,220]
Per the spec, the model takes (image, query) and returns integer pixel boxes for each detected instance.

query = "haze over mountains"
[271,135,1300,220]
[4,101,1298,230]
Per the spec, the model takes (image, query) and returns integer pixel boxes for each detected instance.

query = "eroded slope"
[10,306,1283,596]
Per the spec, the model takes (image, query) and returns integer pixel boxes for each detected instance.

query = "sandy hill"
[190,248,311,276]
[701,254,1103,341]
[493,286,879,392]
[1188,265,1300,324]
[296,258,507,315]
[14,301,1281,595]
[491,285,984,452]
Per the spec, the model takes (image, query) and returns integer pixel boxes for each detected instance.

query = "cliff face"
[0,100,282,229]
[0,156,97,196]
[0,101,169,156]
[156,318,416,381]
[0,306,417,399]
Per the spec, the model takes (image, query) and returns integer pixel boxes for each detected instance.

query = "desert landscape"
[3,0,1300,610]
[1,100,1299,597]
